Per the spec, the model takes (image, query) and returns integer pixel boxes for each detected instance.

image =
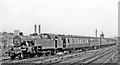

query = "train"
[6,33,117,60]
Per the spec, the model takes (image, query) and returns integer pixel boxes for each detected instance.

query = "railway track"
[34,49,102,64]
[36,46,116,65]
[2,46,116,64]
[34,46,115,64]
[2,49,91,63]
[67,47,117,65]
[103,51,118,63]
[82,49,117,65]
[108,52,119,65]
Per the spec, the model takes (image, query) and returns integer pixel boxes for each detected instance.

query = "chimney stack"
[38,24,41,34]
[34,24,37,33]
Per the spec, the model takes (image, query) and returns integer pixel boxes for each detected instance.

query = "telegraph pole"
[95,29,97,38]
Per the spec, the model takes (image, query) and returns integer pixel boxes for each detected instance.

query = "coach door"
[63,38,66,48]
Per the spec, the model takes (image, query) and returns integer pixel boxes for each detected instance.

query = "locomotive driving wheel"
[11,56,15,60]
[19,53,25,59]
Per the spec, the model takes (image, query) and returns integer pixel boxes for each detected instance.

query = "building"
[14,30,20,35]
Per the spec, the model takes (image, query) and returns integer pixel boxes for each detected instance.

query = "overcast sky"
[0,0,119,37]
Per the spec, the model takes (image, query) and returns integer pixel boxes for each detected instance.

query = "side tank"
[35,33,63,49]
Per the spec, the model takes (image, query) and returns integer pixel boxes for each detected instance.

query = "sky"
[0,0,119,38]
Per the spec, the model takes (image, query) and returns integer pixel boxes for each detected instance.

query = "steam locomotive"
[6,33,117,60]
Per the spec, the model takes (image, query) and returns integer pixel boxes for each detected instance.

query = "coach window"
[82,38,84,43]
[61,37,63,41]
[84,39,86,43]
[79,38,81,43]
[81,39,83,43]
[72,38,74,43]
[75,38,77,44]
[83,39,85,43]
[70,38,72,44]
[78,38,80,43]
[74,38,76,44]
[80,38,82,43]
[71,38,73,43]
[77,38,79,43]
[81,38,83,43]
[86,39,88,43]
[76,38,78,44]
[76,38,77,44]
[76,38,78,43]
[78,38,79,43]
[73,38,75,44]
[84,38,87,43]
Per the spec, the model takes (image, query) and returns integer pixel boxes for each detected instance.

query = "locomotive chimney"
[38,24,41,35]
[34,24,37,33]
